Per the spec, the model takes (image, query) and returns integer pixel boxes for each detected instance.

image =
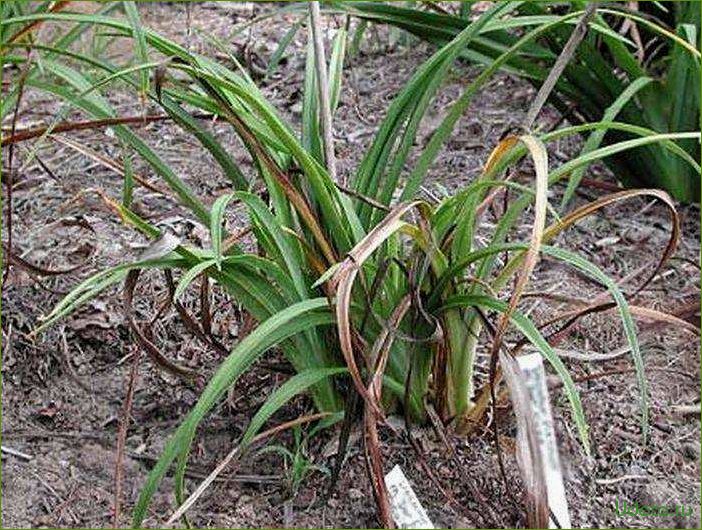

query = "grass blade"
[174,259,217,301]
[132,298,335,527]
[210,193,236,270]
[241,367,347,447]
[266,17,303,78]
[122,1,148,106]
[561,77,654,208]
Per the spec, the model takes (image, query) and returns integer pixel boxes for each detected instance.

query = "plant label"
[384,464,434,529]
[516,353,571,529]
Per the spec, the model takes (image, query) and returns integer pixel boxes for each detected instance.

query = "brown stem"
[523,3,597,130]
[2,1,72,48]
[309,1,338,182]
[2,48,33,291]
[113,347,144,527]
[364,407,394,529]
[2,113,214,146]
[123,269,198,380]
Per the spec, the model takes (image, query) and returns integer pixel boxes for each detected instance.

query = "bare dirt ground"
[2,3,700,528]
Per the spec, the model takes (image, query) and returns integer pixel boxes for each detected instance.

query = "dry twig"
[113,348,143,527]
[309,1,338,182]
[523,3,597,130]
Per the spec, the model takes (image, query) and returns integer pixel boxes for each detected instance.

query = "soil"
[2,2,699,529]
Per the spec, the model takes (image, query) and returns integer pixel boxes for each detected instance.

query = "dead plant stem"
[309,1,338,182]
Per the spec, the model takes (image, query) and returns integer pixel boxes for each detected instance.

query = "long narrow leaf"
[132,298,335,527]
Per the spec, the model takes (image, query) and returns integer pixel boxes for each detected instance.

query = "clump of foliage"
[337,0,701,203]
[257,424,330,498]
[1,1,697,527]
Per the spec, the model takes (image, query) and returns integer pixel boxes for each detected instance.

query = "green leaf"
[266,17,303,78]
[561,77,654,208]
[122,1,149,99]
[400,13,578,201]
[350,18,367,55]
[210,193,236,270]
[328,24,347,113]
[174,259,217,300]
[435,241,649,444]
[302,33,323,164]
[311,262,342,289]
[353,1,521,227]
[35,256,187,336]
[542,246,648,444]
[241,367,347,446]
[160,94,249,191]
[27,72,211,224]
[235,191,308,300]
[132,298,335,527]
[121,145,134,208]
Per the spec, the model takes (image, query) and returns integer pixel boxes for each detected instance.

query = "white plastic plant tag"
[516,353,571,529]
[384,465,434,529]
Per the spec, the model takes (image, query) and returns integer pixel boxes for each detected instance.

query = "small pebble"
[681,443,699,461]
[238,494,252,506]
[653,421,672,434]
[627,463,647,476]
[348,488,363,500]
[290,101,302,116]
